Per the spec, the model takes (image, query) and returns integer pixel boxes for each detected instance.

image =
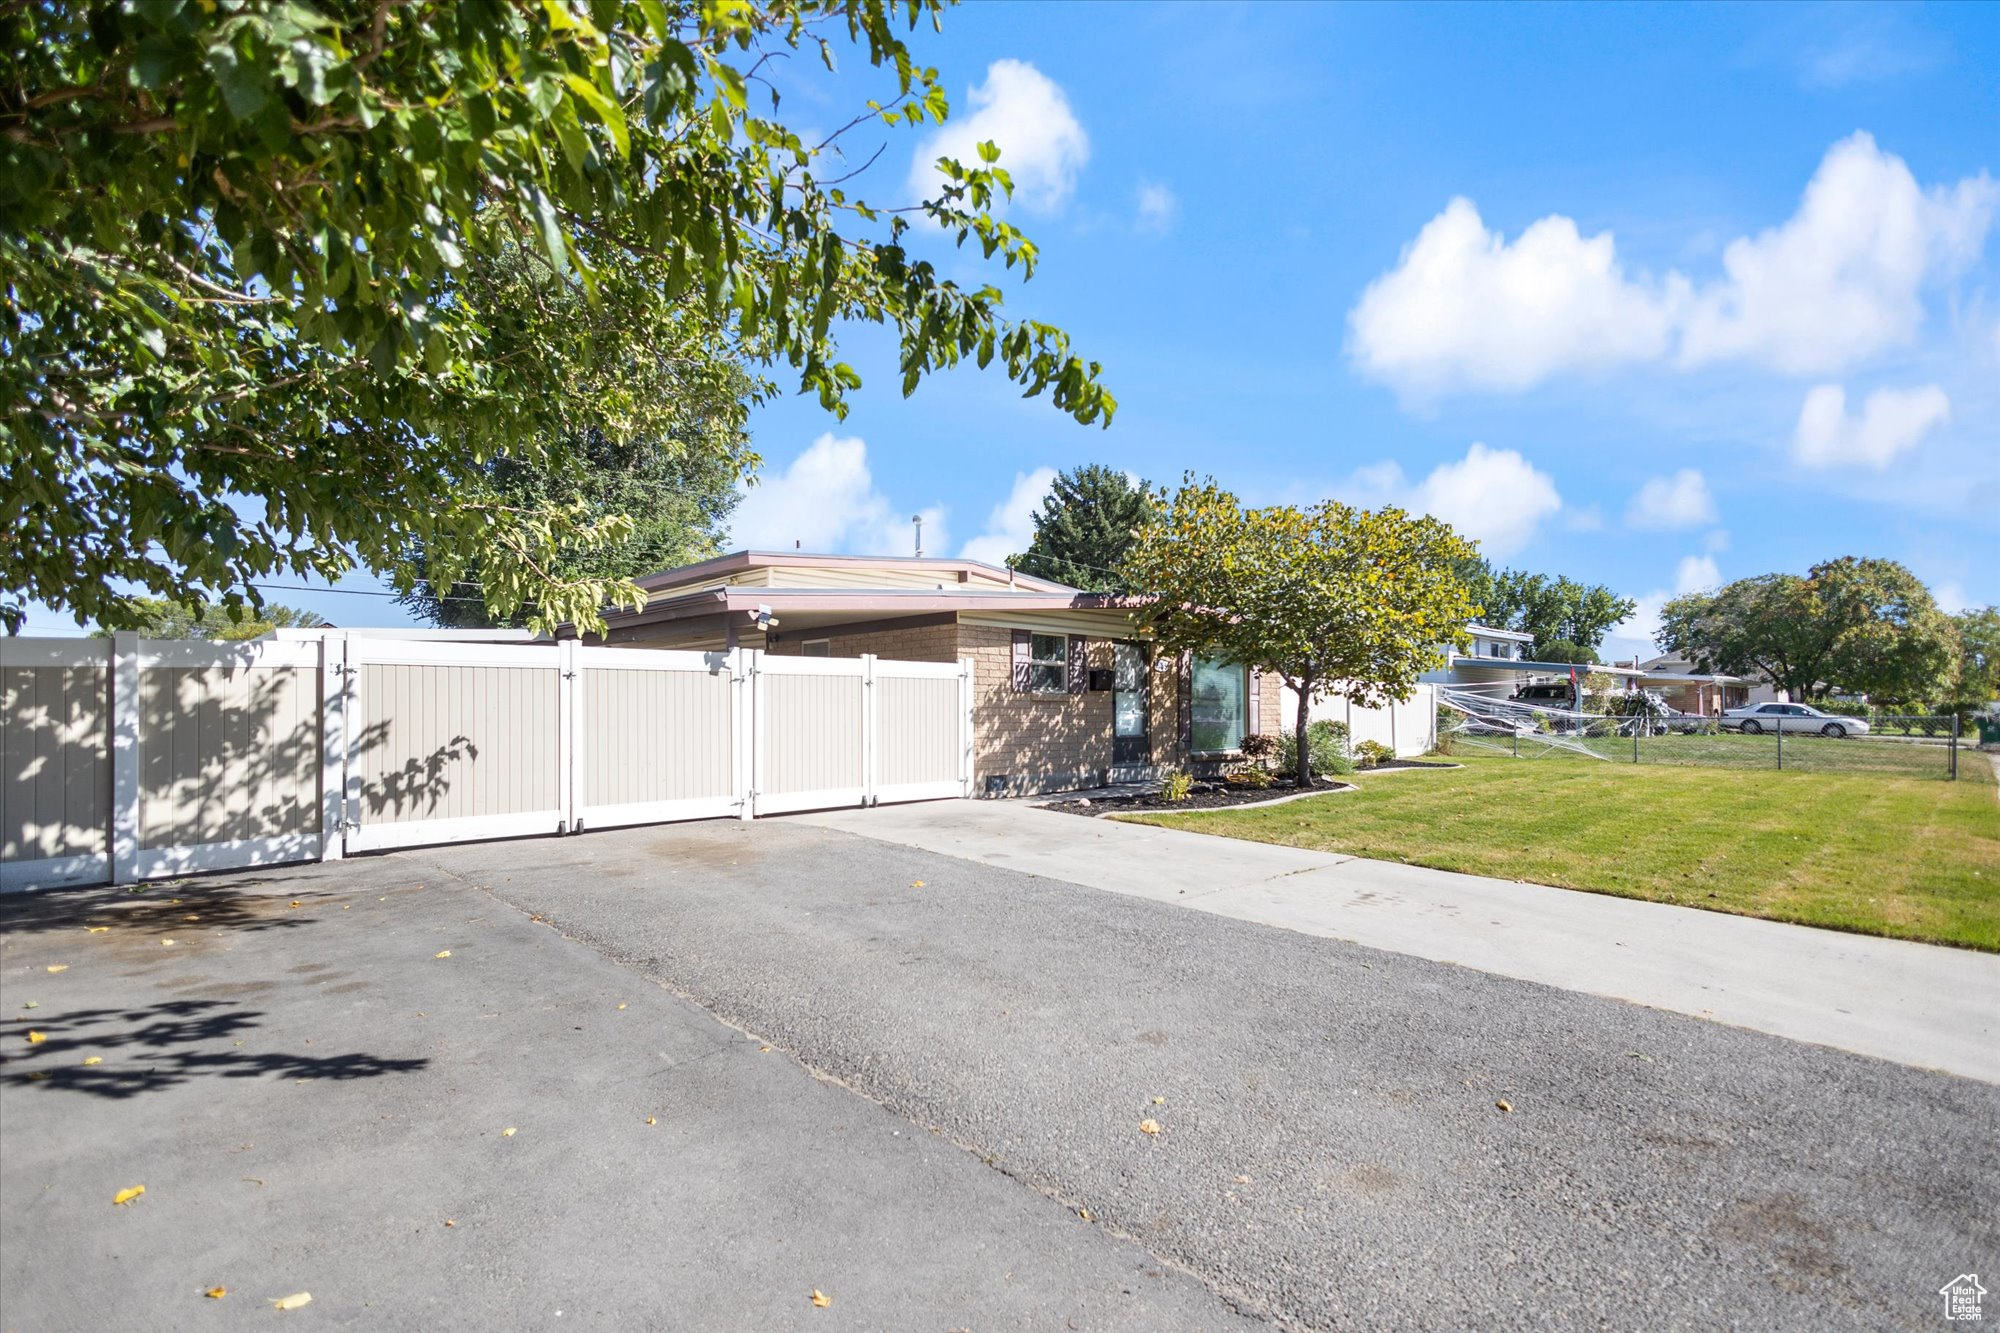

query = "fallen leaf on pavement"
[645,1117,657,1126]
[434,950,451,959]
[82,1056,102,1066]
[617,1003,626,1010]
[205,1287,227,1300]
[161,939,176,947]
[45,964,67,973]
[26,1031,46,1044]
[1151,1096,1165,1105]
[759,1045,772,1053]
[1138,1119,1162,1136]
[443,1219,455,1227]
[270,1292,312,1311]
[22,1000,37,1009]
[113,1185,145,1205]
[810,1289,831,1308]
[911,880,925,888]
[1232,1174,1253,1184]
[87,927,109,934]
[501,1127,517,1137]
[289,901,301,909]
[1078,1207,1092,1221]
[1496,1099,1513,1113]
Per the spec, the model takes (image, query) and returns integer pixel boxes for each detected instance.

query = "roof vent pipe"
[912,514,924,559]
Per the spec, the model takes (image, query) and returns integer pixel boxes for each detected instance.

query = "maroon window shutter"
[1247,667,1261,735]
[1067,636,1087,694]
[1011,629,1031,691]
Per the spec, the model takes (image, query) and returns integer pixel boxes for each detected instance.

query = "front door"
[1112,642,1150,765]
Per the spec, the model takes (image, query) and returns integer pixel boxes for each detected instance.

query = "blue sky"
[725,1,2000,662]
[29,2,1997,653]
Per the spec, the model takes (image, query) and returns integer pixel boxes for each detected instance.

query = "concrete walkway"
[793,798,2000,1084]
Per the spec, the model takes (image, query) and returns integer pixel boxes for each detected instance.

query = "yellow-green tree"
[1124,478,1477,786]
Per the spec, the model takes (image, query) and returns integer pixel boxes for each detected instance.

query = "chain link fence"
[1439,693,1967,781]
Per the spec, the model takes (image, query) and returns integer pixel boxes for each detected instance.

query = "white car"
[1719,702,1871,738]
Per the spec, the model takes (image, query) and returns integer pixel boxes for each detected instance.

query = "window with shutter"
[1018,631,1067,693]
[1247,668,1260,735]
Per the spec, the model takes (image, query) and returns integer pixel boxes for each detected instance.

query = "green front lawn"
[1127,754,2000,950]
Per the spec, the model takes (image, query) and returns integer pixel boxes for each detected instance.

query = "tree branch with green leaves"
[1123,478,1478,786]
[1,0,1113,635]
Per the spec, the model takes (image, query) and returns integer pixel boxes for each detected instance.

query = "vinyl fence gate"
[2,636,975,891]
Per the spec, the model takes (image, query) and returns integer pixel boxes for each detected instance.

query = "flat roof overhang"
[599,586,1143,635]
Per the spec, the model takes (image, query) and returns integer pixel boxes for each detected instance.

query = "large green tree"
[1,0,1111,636]
[1454,557,1635,658]
[1658,558,1957,703]
[1124,478,1477,786]
[1945,606,1999,715]
[1013,464,1152,591]
[399,251,753,627]
[92,598,324,642]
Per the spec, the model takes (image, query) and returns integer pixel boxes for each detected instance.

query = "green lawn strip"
[1126,756,2000,950]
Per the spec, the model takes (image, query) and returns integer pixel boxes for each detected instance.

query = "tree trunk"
[1294,669,1314,788]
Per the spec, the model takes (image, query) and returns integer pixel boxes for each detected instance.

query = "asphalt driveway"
[5,816,1996,1331]
[0,853,1250,1332]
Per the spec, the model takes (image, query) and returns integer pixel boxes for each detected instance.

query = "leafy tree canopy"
[1534,637,1596,665]
[92,597,325,642]
[398,256,752,627]
[1658,558,1957,704]
[1454,557,1636,657]
[2,0,1112,636]
[1012,463,1152,592]
[1124,477,1477,785]
[1945,606,1999,714]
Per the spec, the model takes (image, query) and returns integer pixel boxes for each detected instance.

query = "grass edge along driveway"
[1126,755,2000,951]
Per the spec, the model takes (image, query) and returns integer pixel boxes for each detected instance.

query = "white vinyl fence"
[2,636,973,891]
[1279,682,1438,759]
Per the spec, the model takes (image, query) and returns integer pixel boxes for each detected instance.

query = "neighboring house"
[1465,623,1535,661]
[1421,632,1746,714]
[583,551,1283,795]
[1635,654,1756,712]
[1419,624,1641,698]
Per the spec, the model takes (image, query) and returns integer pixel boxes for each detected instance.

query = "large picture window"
[1191,658,1247,753]
[1027,633,1068,693]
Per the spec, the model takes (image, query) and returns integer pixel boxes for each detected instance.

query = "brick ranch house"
[578,551,1284,795]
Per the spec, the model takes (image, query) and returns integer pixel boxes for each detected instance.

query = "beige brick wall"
[757,619,1283,792]
[1255,668,1285,740]
[959,624,1118,794]
[764,620,959,663]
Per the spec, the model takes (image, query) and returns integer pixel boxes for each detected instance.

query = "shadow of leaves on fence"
[0,998,428,1101]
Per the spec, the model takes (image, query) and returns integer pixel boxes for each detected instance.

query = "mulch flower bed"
[1043,776,1350,815]
[1040,758,1457,817]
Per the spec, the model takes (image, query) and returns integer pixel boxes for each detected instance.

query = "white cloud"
[1626,469,1719,530]
[1347,133,1998,394]
[1791,383,1951,469]
[907,60,1088,214]
[732,434,949,556]
[1414,444,1563,557]
[1338,443,1563,559]
[1678,135,1997,373]
[1135,182,1177,233]
[1674,554,1721,594]
[1934,581,1971,615]
[1347,198,1680,394]
[959,466,1056,567]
